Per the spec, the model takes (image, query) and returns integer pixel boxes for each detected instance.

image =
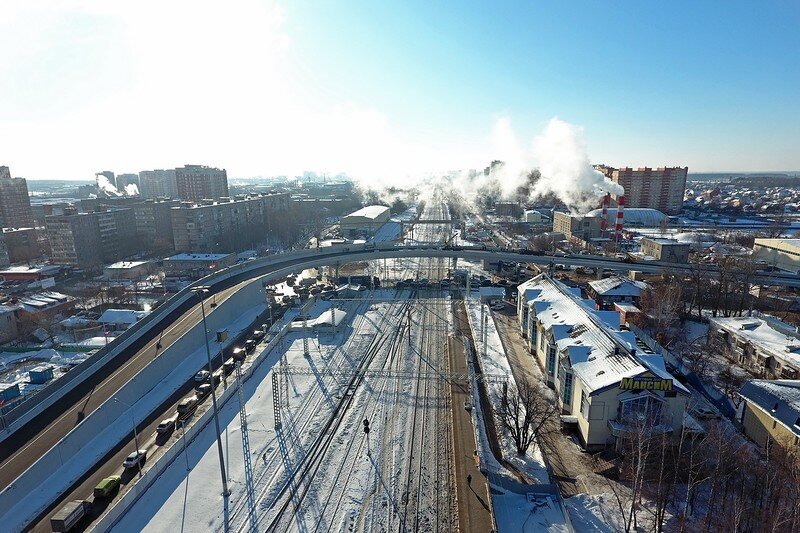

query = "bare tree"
[496,379,559,456]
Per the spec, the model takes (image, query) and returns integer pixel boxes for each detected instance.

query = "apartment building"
[45,210,104,269]
[95,208,137,262]
[517,275,691,450]
[2,227,39,263]
[739,380,800,450]
[132,199,180,252]
[0,166,35,228]
[139,169,178,199]
[171,193,290,252]
[597,165,688,215]
[175,165,229,202]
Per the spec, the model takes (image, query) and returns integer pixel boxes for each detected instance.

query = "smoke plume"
[96,175,122,197]
[124,183,139,196]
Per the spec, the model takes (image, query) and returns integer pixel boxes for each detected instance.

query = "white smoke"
[440,117,623,214]
[124,183,139,196]
[96,175,122,197]
[530,118,623,212]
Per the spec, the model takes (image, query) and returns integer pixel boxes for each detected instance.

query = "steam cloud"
[95,175,140,197]
[354,117,623,215]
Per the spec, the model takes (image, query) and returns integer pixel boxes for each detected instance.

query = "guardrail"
[93,322,292,532]
[5,243,798,437]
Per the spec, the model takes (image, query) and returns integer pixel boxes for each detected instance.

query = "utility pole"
[191,286,230,531]
[235,361,257,533]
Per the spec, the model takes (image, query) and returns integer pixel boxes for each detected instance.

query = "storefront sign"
[619,373,673,391]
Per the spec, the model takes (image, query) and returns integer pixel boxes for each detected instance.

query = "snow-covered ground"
[114,289,458,533]
[0,348,92,396]
[465,298,550,484]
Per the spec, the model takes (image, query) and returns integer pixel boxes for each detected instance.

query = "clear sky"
[1,0,798,181]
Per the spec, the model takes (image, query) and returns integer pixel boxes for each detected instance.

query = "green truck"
[93,475,122,498]
[50,500,91,532]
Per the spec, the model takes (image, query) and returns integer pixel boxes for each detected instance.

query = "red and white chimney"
[614,195,625,241]
[600,193,610,232]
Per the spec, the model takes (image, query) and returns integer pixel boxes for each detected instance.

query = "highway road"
[0,280,247,490]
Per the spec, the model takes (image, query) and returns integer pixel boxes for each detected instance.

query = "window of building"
[546,343,556,377]
[620,395,663,425]
[562,372,573,406]
[580,390,590,419]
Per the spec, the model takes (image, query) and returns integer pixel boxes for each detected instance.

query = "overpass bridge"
[1,242,799,530]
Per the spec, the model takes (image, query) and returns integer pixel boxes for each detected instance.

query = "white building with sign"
[517,275,692,450]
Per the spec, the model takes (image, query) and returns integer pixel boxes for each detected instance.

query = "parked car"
[156,415,178,434]
[93,475,121,498]
[123,449,147,469]
[194,370,210,383]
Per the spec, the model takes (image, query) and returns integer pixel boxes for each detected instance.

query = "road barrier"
[93,322,292,532]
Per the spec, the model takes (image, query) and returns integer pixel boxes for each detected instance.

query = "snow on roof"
[99,308,149,325]
[588,276,648,297]
[614,302,641,313]
[165,253,232,262]
[479,287,505,297]
[344,205,390,220]
[709,315,800,366]
[105,260,149,269]
[522,275,687,394]
[740,380,800,437]
[312,308,347,327]
[585,207,667,226]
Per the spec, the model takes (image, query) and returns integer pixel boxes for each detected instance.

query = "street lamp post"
[192,286,230,531]
[112,397,142,478]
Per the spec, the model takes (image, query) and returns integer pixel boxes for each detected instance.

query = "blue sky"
[0,0,797,179]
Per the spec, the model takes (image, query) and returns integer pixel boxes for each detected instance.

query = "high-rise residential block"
[45,210,104,269]
[597,165,688,215]
[171,193,289,252]
[175,165,228,202]
[0,166,35,228]
[133,199,180,251]
[139,169,178,199]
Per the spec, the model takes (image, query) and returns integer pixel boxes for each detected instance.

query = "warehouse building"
[517,275,691,450]
[339,205,390,238]
[753,238,800,273]
[639,238,691,263]
[738,380,800,450]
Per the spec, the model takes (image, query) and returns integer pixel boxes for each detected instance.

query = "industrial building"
[552,211,602,243]
[738,380,800,450]
[639,238,691,263]
[596,165,688,215]
[517,275,691,450]
[339,205,391,238]
[753,238,800,273]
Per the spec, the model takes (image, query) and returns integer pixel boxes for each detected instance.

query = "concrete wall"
[0,277,266,531]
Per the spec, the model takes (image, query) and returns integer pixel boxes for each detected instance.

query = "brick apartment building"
[175,165,229,202]
[597,165,688,215]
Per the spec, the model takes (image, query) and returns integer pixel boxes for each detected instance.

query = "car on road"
[223,358,236,374]
[196,383,213,398]
[244,339,257,353]
[490,303,505,311]
[252,328,266,341]
[194,370,210,383]
[123,449,147,469]
[212,369,224,386]
[177,395,198,415]
[156,415,178,434]
[93,475,121,498]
